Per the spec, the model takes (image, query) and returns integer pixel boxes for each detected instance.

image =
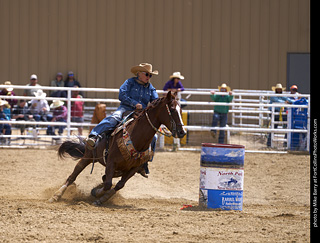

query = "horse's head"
[160,91,187,139]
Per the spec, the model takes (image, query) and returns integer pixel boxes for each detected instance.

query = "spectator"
[163,72,185,92]
[71,86,84,135]
[163,72,187,108]
[65,71,83,97]
[23,74,42,97]
[50,72,66,97]
[0,81,18,109]
[12,99,35,135]
[29,89,50,122]
[0,99,12,145]
[267,83,292,147]
[210,83,233,144]
[64,71,81,88]
[47,100,67,136]
[288,85,300,102]
[2,102,11,120]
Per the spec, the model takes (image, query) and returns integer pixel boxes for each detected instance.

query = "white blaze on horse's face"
[175,103,187,134]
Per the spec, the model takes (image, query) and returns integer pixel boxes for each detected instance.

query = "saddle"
[103,110,152,164]
[116,119,153,163]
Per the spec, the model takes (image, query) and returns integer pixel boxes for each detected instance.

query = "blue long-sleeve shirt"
[118,77,159,110]
[269,96,292,112]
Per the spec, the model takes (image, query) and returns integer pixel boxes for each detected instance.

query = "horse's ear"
[166,91,173,101]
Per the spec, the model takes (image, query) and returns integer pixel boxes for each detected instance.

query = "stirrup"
[86,135,102,150]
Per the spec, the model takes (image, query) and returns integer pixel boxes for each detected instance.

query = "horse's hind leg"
[49,158,91,202]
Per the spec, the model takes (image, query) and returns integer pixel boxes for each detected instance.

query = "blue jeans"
[90,106,158,152]
[47,117,66,135]
[211,112,228,144]
[0,118,11,135]
[90,106,128,136]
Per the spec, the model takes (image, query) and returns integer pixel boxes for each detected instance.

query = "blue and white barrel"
[199,143,245,211]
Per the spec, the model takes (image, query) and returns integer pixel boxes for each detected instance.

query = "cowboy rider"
[86,63,159,177]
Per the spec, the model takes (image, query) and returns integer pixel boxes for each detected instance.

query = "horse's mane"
[134,96,166,122]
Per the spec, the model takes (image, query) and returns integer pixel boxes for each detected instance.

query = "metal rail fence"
[0,85,310,152]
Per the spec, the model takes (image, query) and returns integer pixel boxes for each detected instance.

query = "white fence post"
[66,89,72,138]
[271,106,275,148]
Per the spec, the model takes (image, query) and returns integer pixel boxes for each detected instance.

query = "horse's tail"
[58,138,86,160]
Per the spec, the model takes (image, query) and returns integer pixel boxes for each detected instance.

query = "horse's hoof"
[99,189,116,203]
[91,188,97,197]
[93,200,102,207]
[48,196,58,203]
[91,187,105,198]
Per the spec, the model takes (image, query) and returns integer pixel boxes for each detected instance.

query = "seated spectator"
[12,99,35,135]
[65,71,83,97]
[0,81,18,109]
[71,86,84,135]
[0,99,12,145]
[50,72,66,97]
[29,89,50,122]
[2,102,11,120]
[163,72,185,92]
[23,74,42,97]
[47,100,67,136]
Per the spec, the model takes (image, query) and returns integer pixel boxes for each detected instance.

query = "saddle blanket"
[115,119,152,163]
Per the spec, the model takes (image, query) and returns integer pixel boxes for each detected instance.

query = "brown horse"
[49,91,186,205]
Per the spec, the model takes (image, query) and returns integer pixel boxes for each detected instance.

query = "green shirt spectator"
[210,83,234,144]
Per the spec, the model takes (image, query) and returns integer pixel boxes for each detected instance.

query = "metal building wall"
[0,0,310,96]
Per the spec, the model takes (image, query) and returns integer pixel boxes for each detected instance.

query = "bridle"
[145,103,182,137]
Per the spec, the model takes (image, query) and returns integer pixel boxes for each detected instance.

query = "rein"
[145,104,175,137]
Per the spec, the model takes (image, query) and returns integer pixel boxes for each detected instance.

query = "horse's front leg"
[94,166,140,205]
[49,158,91,202]
[91,159,115,201]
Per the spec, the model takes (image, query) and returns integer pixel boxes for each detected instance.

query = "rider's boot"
[86,128,114,150]
[138,162,149,178]
[86,134,103,150]
[138,168,148,178]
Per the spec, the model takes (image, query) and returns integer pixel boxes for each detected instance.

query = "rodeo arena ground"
[0,85,312,242]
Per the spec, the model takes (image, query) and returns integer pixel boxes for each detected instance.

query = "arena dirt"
[0,149,310,242]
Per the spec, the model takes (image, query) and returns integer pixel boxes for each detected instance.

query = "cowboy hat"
[170,72,184,80]
[50,100,64,109]
[30,74,38,80]
[33,89,47,98]
[271,83,286,91]
[1,81,13,91]
[218,83,231,92]
[0,99,8,106]
[131,63,159,76]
